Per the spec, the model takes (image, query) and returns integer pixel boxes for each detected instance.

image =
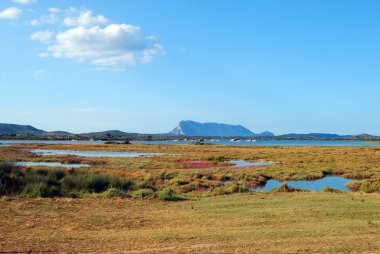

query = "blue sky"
[1,0,380,135]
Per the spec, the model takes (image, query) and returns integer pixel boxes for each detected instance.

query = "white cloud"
[29,7,60,26]
[48,7,59,13]
[0,7,22,20]
[29,7,164,71]
[31,30,54,44]
[37,24,165,70]
[64,10,108,27]
[12,0,36,4]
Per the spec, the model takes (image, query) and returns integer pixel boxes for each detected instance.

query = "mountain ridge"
[168,120,274,137]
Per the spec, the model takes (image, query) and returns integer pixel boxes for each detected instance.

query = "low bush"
[321,186,342,193]
[0,162,136,198]
[346,180,380,193]
[102,187,127,198]
[22,182,61,197]
[0,161,24,195]
[271,183,308,193]
[60,171,134,194]
[346,181,362,192]
[131,188,155,198]
[155,188,185,201]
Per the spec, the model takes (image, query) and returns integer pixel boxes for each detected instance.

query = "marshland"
[0,142,379,253]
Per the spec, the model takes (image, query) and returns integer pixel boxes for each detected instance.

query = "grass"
[1,143,380,253]
[0,192,379,253]
[0,162,136,197]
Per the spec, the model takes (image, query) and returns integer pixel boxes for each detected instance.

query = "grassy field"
[0,143,379,253]
[0,193,379,253]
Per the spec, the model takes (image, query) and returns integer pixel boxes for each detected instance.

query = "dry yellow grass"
[0,192,379,253]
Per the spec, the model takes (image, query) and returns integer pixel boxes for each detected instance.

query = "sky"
[1,0,380,135]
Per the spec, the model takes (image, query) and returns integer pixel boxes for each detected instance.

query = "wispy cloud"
[12,0,37,4]
[64,10,108,27]
[30,30,54,44]
[0,7,22,20]
[29,7,60,26]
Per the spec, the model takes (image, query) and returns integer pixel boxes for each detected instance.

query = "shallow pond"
[229,160,275,168]
[16,162,89,168]
[29,149,161,158]
[252,176,354,192]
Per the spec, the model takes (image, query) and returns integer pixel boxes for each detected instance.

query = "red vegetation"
[180,160,222,169]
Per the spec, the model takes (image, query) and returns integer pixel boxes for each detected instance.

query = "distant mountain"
[0,123,46,135]
[351,133,379,140]
[259,131,276,137]
[0,124,135,137]
[279,133,353,139]
[79,130,134,137]
[169,120,274,137]
[48,131,72,135]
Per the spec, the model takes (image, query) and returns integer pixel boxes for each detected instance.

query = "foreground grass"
[1,192,379,253]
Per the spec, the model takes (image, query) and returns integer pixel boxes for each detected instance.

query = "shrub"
[210,186,227,196]
[135,179,157,191]
[60,172,89,194]
[359,179,380,193]
[346,181,362,192]
[346,180,380,193]
[168,177,189,186]
[155,188,184,201]
[131,188,155,198]
[0,161,24,195]
[48,169,65,181]
[108,175,134,191]
[272,183,307,193]
[322,169,335,176]
[207,156,228,162]
[321,186,342,193]
[23,182,61,197]
[0,165,136,198]
[60,171,135,195]
[85,174,110,193]
[102,187,127,198]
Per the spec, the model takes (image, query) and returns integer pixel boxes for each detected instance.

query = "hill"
[79,130,135,137]
[279,133,353,139]
[168,120,274,137]
[0,123,46,135]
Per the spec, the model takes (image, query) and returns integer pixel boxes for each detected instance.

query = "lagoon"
[229,160,275,168]
[16,161,89,168]
[252,176,354,192]
[29,149,161,158]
